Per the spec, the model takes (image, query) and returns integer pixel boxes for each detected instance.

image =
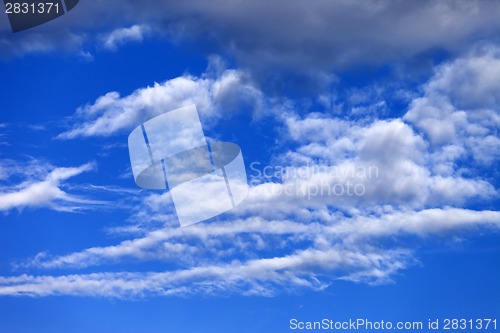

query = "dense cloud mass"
[3,0,500,73]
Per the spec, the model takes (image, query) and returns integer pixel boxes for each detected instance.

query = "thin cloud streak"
[0,162,105,213]
[1,247,411,298]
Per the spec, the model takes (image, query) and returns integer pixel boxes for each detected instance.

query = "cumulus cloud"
[424,46,500,109]
[404,45,500,166]
[243,113,494,214]
[0,161,102,213]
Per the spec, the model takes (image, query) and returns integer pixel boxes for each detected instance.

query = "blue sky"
[0,1,499,332]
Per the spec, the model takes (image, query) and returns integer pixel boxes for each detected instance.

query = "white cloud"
[404,46,500,165]
[0,247,412,298]
[22,206,500,269]
[8,207,499,297]
[0,161,102,213]
[329,208,500,242]
[58,64,263,139]
[254,113,495,213]
[101,25,150,51]
[424,46,500,109]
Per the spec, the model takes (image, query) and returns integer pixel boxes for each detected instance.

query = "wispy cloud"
[0,161,104,213]
[0,123,9,147]
[57,63,263,139]
[1,247,411,298]
[21,207,500,270]
[100,25,151,51]
[6,206,499,298]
